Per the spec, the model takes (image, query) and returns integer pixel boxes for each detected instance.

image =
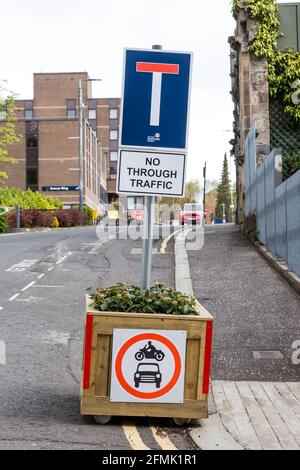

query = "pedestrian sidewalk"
[174,226,300,450]
[191,380,300,450]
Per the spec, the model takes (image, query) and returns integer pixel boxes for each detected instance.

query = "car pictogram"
[134,363,162,388]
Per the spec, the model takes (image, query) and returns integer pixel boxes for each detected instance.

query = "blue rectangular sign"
[120,48,192,151]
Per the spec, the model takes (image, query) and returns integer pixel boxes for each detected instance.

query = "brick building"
[229,2,300,224]
[0,72,122,212]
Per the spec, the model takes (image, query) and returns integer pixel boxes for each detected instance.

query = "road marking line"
[0,307,3,311]
[0,341,6,365]
[21,281,36,292]
[33,285,64,288]
[56,255,68,265]
[48,267,54,272]
[9,293,20,301]
[160,229,183,254]
[6,259,38,272]
[38,273,45,279]
[149,426,178,450]
[122,423,150,450]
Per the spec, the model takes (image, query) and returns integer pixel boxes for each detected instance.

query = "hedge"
[0,187,62,210]
[6,209,88,229]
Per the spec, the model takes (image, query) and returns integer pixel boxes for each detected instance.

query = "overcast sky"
[1,0,291,184]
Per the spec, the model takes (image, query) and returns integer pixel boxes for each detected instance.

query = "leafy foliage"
[0,187,62,209]
[0,81,22,181]
[0,214,8,233]
[282,150,300,180]
[232,1,300,122]
[89,283,198,316]
[6,208,88,229]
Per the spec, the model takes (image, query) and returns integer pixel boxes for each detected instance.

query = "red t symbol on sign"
[136,62,179,127]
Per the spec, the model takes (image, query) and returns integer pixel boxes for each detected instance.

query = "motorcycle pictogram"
[135,341,165,362]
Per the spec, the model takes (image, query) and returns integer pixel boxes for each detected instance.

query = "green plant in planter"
[89,283,198,316]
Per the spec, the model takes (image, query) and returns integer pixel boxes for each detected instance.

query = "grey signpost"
[140,45,162,290]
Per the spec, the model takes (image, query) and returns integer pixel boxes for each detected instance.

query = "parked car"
[134,363,162,388]
[180,204,203,225]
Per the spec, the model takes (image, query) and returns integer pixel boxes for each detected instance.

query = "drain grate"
[253,351,284,360]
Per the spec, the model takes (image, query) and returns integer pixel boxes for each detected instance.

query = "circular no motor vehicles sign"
[110,329,187,403]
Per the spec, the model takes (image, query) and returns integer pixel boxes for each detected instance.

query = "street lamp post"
[78,78,102,212]
[222,203,226,224]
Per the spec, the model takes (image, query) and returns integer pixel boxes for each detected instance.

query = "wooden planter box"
[80,296,213,422]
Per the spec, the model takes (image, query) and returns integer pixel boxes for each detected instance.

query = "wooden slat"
[94,335,111,397]
[275,383,300,420]
[81,396,208,419]
[92,315,202,339]
[184,339,200,400]
[249,382,298,450]
[211,381,242,444]
[261,383,300,446]
[221,381,262,450]
[236,382,281,450]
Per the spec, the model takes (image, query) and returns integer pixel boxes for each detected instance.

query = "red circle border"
[115,333,182,399]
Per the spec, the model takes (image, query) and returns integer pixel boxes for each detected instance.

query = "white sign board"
[117,150,186,197]
[110,329,187,403]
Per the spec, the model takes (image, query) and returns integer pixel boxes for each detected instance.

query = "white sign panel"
[117,150,186,197]
[110,329,187,403]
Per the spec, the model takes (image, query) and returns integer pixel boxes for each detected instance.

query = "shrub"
[89,283,198,316]
[84,206,94,225]
[0,214,8,233]
[56,209,87,227]
[283,151,300,181]
[6,209,86,229]
[51,216,59,228]
[0,187,62,210]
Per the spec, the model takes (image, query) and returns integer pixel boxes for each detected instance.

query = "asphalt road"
[0,226,196,450]
[189,224,300,382]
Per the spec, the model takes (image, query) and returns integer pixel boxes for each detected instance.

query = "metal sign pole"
[140,45,162,290]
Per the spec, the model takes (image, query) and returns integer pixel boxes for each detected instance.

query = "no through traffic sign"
[117,150,186,197]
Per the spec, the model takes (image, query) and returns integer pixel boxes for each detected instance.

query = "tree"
[0,81,21,182]
[183,179,202,204]
[215,153,231,221]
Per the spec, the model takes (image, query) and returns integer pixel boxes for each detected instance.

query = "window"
[110,165,117,179]
[89,109,96,120]
[127,196,144,210]
[26,135,37,148]
[0,110,6,121]
[110,151,118,161]
[67,99,76,119]
[25,109,33,120]
[27,168,38,186]
[24,101,33,120]
[109,108,118,120]
[110,130,118,140]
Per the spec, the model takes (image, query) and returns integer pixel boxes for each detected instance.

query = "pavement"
[184,224,300,450]
[0,226,196,450]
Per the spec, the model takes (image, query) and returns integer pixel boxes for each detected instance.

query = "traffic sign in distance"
[120,48,192,151]
[110,329,187,403]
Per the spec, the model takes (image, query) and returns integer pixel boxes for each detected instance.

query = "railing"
[245,124,300,277]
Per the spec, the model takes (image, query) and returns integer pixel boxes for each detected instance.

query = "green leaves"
[0,187,63,209]
[283,150,300,180]
[233,1,300,123]
[0,83,22,181]
[89,283,198,316]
